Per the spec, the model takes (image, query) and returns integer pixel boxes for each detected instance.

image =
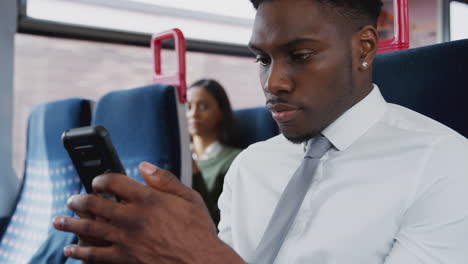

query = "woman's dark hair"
[189,79,240,148]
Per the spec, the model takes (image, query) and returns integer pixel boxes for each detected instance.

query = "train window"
[409,0,439,48]
[450,0,468,40]
[26,0,255,45]
[377,0,441,50]
[378,0,395,41]
[13,33,262,175]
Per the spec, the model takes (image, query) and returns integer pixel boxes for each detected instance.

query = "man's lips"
[267,103,302,122]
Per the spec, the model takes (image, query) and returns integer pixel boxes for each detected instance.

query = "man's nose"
[264,62,293,95]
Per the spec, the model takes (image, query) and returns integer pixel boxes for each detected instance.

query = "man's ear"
[355,25,379,72]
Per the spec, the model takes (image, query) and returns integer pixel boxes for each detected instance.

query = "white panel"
[173,89,192,187]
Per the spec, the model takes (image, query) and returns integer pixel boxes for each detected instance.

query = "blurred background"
[11,0,468,175]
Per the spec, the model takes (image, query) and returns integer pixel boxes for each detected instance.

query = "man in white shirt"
[218,84,468,263]
[53,0,468,263]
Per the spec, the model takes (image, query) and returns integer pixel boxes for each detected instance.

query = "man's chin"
[282,130,318,144]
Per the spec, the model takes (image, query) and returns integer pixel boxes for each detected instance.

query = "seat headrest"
[26,98,91,162]
[234,107,279,149]
[92,84,181,179]
[373,38,468,137]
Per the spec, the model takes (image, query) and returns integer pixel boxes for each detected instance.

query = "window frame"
[16,0,254,58]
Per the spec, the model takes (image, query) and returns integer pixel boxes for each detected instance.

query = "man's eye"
[291,52,312,62]
[254,55,271,66]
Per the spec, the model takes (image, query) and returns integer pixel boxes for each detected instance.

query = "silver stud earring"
[362,61,369,68]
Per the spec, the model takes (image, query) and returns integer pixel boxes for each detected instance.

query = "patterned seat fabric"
[0,99,91,264]
[28,84,189,264]
[92,84,184,182]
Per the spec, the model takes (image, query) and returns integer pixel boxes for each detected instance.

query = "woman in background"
[186,79,242,226]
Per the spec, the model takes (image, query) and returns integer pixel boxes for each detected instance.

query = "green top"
[192,146,242,226]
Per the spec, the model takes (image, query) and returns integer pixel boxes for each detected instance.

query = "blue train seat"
[234,107,279,149]
[29,84,191,264]
[373,38,468,138]
[91,84,191,184]
[0,98,91,264]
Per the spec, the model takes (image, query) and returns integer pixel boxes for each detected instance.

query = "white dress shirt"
[218,85,468,263]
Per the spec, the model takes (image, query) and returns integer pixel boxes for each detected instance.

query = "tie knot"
[305,136,332,159]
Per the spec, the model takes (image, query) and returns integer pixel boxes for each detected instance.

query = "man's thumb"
[139,162,194,201]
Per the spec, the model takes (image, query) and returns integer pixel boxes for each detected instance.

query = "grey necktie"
[250,136,333,264]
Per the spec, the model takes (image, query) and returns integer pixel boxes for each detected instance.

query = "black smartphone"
[62,125,125,201]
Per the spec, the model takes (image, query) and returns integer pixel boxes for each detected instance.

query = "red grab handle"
[378,0,409,53]
[151,28,187,103]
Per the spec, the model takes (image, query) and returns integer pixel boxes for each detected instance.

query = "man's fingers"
[139,162,197,202]
[75,210,93,219]
[66,194,128,223]
[92,173,149,203]
[64,244,123,264]
[53,216,120,244]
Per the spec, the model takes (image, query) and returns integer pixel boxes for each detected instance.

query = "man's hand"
[53,162,244,264]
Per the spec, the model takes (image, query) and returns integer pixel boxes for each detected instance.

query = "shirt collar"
[321,84,387,151]
[192,140,224,160]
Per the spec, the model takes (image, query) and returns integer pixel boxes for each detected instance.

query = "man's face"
[249,0,362,143]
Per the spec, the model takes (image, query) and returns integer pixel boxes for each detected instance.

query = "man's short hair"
[250,0,383,27]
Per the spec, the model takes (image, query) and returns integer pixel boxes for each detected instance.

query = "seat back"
[373,38,468,137]
[234,107,279,149]
[28,84,191,264]
[0,98,91,263]
[92,84,191,184]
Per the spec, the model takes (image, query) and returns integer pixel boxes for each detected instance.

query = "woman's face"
[186,86,223,137]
